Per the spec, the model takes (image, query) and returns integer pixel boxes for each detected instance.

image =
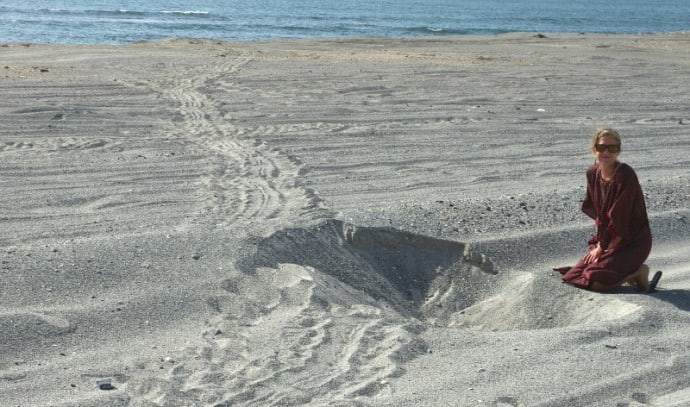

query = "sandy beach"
[1,33,689,406]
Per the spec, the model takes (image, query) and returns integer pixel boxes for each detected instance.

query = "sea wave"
[404,26,508,36]
[160,10,210,15]
[25,8,212,19]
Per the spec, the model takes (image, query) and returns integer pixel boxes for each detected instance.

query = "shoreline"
[1,29,689,46]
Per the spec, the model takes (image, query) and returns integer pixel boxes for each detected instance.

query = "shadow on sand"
[605,282,690,312]
[651,288,690,311]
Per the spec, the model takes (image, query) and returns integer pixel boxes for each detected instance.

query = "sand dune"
[1,34,689,406]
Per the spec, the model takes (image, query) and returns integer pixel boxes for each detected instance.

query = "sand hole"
[240,219,639,331]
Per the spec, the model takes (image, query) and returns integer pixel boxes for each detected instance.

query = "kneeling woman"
[557,128,661,292]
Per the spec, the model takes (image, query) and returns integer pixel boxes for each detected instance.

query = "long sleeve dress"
[559,161,652,288]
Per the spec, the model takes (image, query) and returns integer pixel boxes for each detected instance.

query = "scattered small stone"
[97,378,115,391]
[192,253,201,260]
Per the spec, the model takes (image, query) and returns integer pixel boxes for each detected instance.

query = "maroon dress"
[558,162,652,288]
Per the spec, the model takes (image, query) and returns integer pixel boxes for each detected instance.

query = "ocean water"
[1,0,689,44]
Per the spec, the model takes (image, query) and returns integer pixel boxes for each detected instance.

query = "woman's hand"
[583,244,604,264]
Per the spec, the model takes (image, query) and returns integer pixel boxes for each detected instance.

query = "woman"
[556,128,661,292]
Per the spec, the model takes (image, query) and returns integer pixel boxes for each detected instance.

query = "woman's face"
[594,135,620,165]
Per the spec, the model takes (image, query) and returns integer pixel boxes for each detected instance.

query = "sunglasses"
[594,144,621,153]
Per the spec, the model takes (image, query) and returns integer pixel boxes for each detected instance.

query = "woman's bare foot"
[624,264,650,292]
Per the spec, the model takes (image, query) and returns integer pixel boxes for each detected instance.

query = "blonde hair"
[590,128,621,152]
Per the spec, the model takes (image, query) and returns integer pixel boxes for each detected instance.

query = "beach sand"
[1,33,689,406]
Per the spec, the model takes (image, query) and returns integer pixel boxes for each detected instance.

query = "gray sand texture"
[1,34,689,406]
